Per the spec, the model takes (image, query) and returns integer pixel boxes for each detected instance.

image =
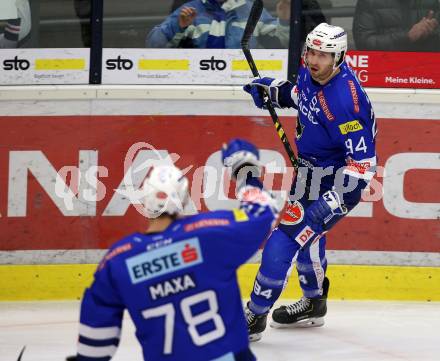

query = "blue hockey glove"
[222,138,261,179]
[243,77,292,109]
[305,191,347,234]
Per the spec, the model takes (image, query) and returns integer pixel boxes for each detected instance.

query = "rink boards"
[1,263,440,301]
[0,89,439,301]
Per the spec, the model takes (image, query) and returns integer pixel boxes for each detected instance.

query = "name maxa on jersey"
[149,273,197,300]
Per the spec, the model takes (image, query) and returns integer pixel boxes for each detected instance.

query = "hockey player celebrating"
[243,23,377,341]
[70,139,278,361]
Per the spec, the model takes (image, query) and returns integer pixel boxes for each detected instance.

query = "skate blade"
[249,332,263,342]
[270,317,324,329]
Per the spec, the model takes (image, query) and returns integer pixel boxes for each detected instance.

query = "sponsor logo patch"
[295,226,316,246]
[232,208,249,222]
[339,120,363,135]
[106,56,134,70]
[99,243,132,270]
[281,201,304,225]
[126,238,203,284]
[184,218,230,231]
[333,31,346,39]
[348,80,360,113]
[317,91,334,121]
[346,158,371,175]
[199,56,227,71]
[312,261,325,285]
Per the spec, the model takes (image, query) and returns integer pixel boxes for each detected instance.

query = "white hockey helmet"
[304,23,348,68]
[142,165,189,218]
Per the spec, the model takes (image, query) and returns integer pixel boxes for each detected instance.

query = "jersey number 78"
[142,290,225,354]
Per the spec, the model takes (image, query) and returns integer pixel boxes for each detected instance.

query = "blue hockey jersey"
[289,62,377,180]
[76,184,276,361]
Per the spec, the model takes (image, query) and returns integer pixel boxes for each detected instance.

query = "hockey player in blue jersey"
[243,23,377,340]
[70,139,278,361]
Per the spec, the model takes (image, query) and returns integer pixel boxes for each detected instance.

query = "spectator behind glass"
[353,0,440,52]
[0,0,31,48]
[146,0,292,48]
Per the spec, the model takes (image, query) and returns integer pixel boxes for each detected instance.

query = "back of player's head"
[305,23,348,68]
[142,165,189,218]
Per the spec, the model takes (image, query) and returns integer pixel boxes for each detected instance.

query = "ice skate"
[245,303,268,342]
[271,277,329,328]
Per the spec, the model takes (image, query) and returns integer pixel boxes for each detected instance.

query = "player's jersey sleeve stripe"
[79,324,121,340]
[78,336,119,348]
[77,343,118,358]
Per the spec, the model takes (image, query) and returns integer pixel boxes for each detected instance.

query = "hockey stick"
[241,0,299,170]
[16,346,25,361]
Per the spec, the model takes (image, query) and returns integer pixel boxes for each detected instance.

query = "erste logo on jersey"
[281,201,304,225]
[126,237,203,284]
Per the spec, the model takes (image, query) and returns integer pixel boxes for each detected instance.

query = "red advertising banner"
[347,51,440,89]
[0,115,439,252]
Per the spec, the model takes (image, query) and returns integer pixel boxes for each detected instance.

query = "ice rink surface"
[1,300,440,361]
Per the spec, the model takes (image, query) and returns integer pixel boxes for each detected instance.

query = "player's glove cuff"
[322,190,347,218]
[306,190,348,234]
[237,185,280,216]
[243,77,291,109]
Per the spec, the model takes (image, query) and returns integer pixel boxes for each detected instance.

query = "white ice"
[1,300,440,361]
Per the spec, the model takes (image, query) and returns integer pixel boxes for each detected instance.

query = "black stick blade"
[16,346,25,361]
